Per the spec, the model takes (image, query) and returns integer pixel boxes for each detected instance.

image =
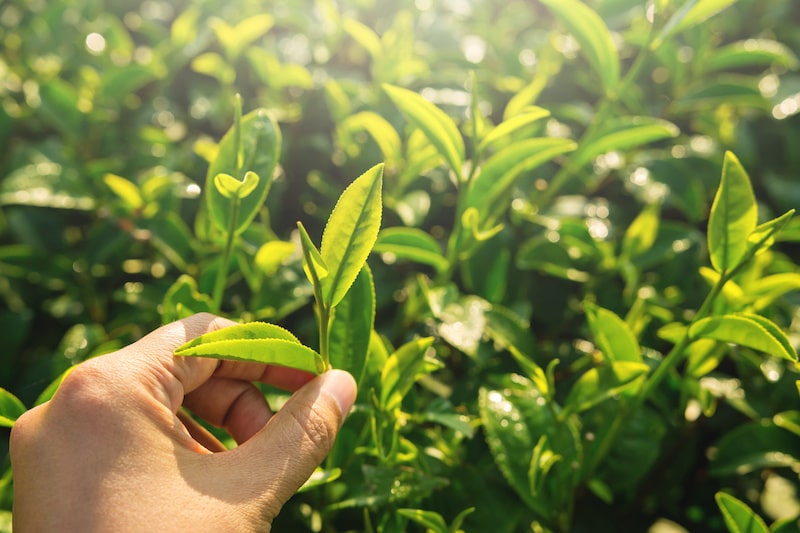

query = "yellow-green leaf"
[477,106,550,153]
[383,84,465,178]
[708,152,757,273]
[585,303,642,363]
[104,173,143,211]
[564,361,649,414]
[715,492,769,533]
[320,164,383,308]
[540,0,620,96]
[373,227,448,272]
[689,313,797,361]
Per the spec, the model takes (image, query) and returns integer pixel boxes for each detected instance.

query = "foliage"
[2,0,800,531]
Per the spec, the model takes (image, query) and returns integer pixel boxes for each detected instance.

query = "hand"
[10,313,356,532]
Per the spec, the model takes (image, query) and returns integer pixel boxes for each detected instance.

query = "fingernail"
[320,369,357,419]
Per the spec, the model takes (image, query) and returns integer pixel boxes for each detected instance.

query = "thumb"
[230,370,356,517]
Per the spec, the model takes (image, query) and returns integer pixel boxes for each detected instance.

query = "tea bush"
[1,0,799,531]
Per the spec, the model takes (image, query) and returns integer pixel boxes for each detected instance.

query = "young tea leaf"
[175,322,325,374]
[162,275,215,324]
[572,117,679,168]
[297,221,329,285]
[708,152,757,273]
[381,337,435,411]
[477,106,551,153]
[621,203,661,260]
[383,84,465,179]
[689,313,797,361]
[540,0,620,96]
[585,303,642,363]
[206,109,281,235]
[320,163,383,308]
[715,492,770,533]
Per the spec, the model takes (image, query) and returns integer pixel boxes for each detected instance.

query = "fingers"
[183,378,272,444]
[219,370,356,516]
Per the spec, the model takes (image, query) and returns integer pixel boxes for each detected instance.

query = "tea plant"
[2,0,800,531]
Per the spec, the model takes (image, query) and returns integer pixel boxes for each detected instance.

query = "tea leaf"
[477,106,550,153]
[329,264,375,383]
[255,240,296,276]
[621,203,661,260]
[381,337,435,411]
[103,173,143,211]
[383,84,465,178]
[540,0,620,95]
[708,152,757,273]
[211,14,274,60]
[705,39,799,72]
[711,421,800,477]
[297,468,342,493]
[715,492,769,533]
[689,313,797,361]
[0,388,26,428]
[573,117,679,168]
[206,109,281,235]
[338,111,402,167]
[320,163,383,308]
[373,227,448,272]
[660,0,740,44]
[297,221,329,284]
[397,509,448,533]
[175,322,325,374]
[673,78,766,111]
[564,361,649,414]
[162,275,215,324]
[746,209,795,253]
[585,303,642,363]
[466,138,576,212]
[479,376,580,521]
[213,171,259,200]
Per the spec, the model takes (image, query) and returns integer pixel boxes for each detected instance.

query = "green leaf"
[206,109,281,235]
[297,221,329,286]
[175,322,325,374]
[381,337,435,411]
[191,52,236,85]
[0,388,26,428]
[540,0,620,95]
[564,361,649,414]
[585,303,642,363]
[746,209,795,253]
[337,111,402,168]
[213,171,259,200]
[479,376,580,523]
[673,78,766,111]
[477,106,551,153]
[320,164,383,308]
[397,509,448,533]
[710,421,800,476]
[103,173,143,211]
[715,492,770,533]
[660,0,740,43]
[373,227,448,272]
[689,313,797,361]
[383,84,465,178]
[466,138,577,212]
[708,152,757,273]
[297,468,342,493]
[161,275,215,324]
[704,39,799,72]
[329,265,375,384]
[342,18,383,58]
[254,240,296,276]
[211,14,274,60]
[573,117,679,168]
[621,203,661,260]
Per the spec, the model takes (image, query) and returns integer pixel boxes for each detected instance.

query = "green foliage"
[3,0,800,531]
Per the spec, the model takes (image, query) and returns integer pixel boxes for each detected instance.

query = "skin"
[10,313,357,532]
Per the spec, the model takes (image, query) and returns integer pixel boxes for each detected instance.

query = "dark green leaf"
[710,420,800,476]
[564,361,649,414]
[329,265,375,383]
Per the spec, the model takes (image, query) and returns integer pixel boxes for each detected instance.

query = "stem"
[212,198,240,311]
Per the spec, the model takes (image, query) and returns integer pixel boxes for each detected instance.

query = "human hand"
[10,313,357,532]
